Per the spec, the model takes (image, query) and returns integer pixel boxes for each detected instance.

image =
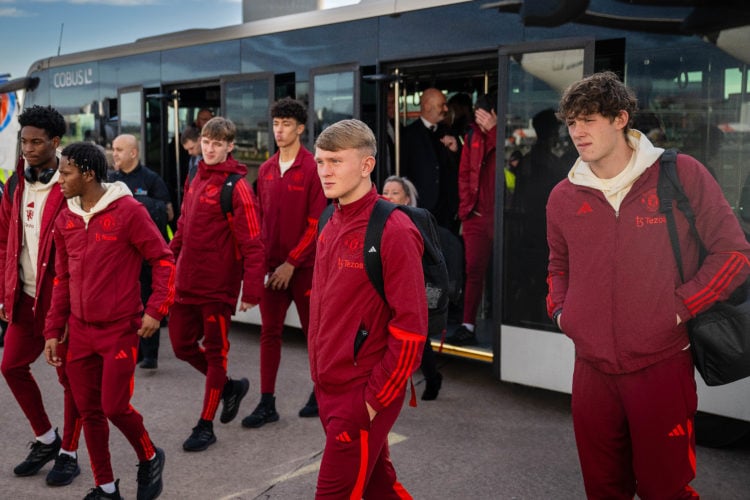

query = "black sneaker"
[137,447,165,500]
[45,453,80,486]
[182,420,216,452]
[219,377,249,424]
[13,430,61,476]
[298,391,319,418]
[421,372,443,401]
[139,358,158,370]
[83,479,123,499]
[241,398,280,428]
[445,325,477,346]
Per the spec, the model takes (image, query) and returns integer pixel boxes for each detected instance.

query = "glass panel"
[503,48,585,331]
[625,43,750,233]
[119,91,142,140]
[161,41,240,82]
[224,78,271,183]
[313,71,354,139]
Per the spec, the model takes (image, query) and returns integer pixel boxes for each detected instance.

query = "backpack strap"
[317,203,335,234]
[364,199,398,303]
[6,172,18,201]
[220,173,243,219]
[658,148,705,283]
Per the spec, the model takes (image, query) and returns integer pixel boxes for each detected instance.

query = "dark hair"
[18,105,66,139]
[271,97,307,124]
[180,126,201,144]
[557,71,638,134]
[61,142,108,182]
[474,92,497,113]
[532,108,561,140]
[448,92,473,110]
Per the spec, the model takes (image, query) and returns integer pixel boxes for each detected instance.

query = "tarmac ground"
[1,322,748,499]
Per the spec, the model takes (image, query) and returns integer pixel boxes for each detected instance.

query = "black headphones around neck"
[24,166,56,184]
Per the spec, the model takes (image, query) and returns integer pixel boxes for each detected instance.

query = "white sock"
[462,323,475,333]
[100,482,116,494]
[60,449,76,459]
[148,451,156,461]
[36,428,56,445]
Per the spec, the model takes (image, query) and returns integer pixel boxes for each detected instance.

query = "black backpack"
[318,199,450,339]
[187,169,242,219]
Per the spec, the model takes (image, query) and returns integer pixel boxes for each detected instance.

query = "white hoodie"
[567,129,664,213]
[66,181,132,228]
[19,171,61,297]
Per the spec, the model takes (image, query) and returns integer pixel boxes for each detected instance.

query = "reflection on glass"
[225,79,270,183]
[503,49,583,331]
[313,71,354,138]
[120,91,142,141]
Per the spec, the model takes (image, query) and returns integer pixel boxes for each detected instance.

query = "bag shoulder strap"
[317,203,335,234]
[315,198,398,304]
[658,148,705,283]
[364,199,398,303]
[6,172,18,201]
[220,173,243,219]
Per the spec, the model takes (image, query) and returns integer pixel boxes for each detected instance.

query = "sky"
[0,0,359,81]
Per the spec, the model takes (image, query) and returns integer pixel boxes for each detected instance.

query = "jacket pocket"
[353,327,369,364]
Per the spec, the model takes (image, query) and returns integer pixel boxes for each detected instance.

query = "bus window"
[311,65,358,145]
[503,47,584,331]
[223,76,272,183]
[120,90,143,142]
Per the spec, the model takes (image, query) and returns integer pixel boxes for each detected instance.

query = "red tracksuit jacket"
[458,123,497,221]
[308,188,427,413]
[170,155,265,306]
[0,159,65,323]
[256,146,326,270]
[546,153,750,374]
[44,190,175,340]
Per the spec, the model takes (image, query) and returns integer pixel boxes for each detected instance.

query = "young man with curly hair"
[0,105,83,487]
[45,142,173,499]
[242,97,326,428]
[547,71,750,499]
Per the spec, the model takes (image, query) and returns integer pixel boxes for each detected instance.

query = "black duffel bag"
[687,281,750,386]
[659,149,750,386]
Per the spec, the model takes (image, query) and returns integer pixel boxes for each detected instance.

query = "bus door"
[139,82,221,218]
[496,39,594,386]
[378,53,498,361]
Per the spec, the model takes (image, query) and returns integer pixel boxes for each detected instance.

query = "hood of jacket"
[567,129,664,211]
[66,181,132,227]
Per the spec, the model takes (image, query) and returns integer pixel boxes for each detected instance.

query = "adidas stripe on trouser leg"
[316,385,412,499]
[66,315,155,485]
[571,350,699,499]
[1,293,83,450]
[168,301,233,421]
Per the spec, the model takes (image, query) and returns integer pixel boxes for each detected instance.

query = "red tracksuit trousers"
[461,215,493,324]
[572,350,699,499]
[168,301,233,421]
[66,315,156,486]
[1,292,82,450]
[259,266,313,394]
[315,385,412,500]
